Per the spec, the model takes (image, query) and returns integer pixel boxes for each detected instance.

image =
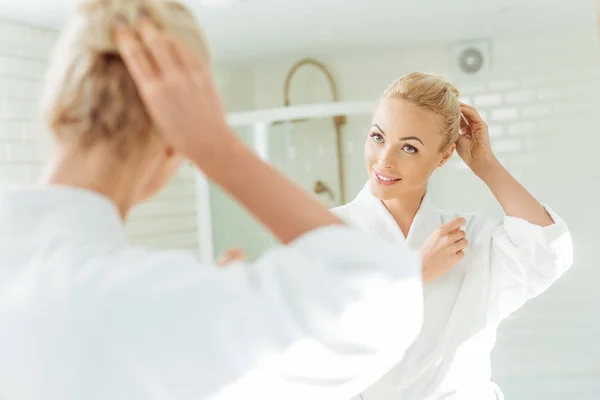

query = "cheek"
[401,154,438,181]
[364,140,377,166]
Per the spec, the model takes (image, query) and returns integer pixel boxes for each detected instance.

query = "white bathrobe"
[332,183,573,400]
[0,185,423,400]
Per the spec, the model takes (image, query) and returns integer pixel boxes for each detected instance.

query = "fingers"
[460,103,486,125]
[441,217,466,234]
[114,21,157,83]
[452,238,468,253]
[170,35,205,72]
[459,106,476,122]
[216,248,246,266]
[456,134,471,152]
[135,11,206,75]
[449,229,466,242]
[459,102,477,112]
[136,16,181,72]
[459,113,471,132]
[218,249,245,262]
[114,12,190,84]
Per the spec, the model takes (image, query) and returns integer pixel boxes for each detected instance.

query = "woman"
[0,2,425,399]
[332,73,573,400]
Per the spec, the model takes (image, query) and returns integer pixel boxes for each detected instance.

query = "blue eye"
[370,133,384,143]
[403,144,418,154]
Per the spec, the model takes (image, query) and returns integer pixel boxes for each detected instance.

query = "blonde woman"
[333,73,573,400]
[0,1,425,399]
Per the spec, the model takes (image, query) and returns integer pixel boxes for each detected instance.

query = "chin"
[368,179,403,201]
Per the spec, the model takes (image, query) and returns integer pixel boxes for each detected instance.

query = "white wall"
[0,20,53,187]
[241,30,600,398]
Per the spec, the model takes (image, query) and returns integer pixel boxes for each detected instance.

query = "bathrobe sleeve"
[486,206,573,322]
[88,225,423,400]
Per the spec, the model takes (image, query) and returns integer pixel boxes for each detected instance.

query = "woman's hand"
[114,16,234,162]
[216,248,246,266]
[458,106,553,227]
[457,103,499,175]
[420,217,468,282]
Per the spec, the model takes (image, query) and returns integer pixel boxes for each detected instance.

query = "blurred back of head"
[42,0,210,158]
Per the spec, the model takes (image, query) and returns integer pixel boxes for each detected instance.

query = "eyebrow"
[370,124,425,146]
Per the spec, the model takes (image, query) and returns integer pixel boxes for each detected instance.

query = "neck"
[41,145,142,220]
[381,187,427,237]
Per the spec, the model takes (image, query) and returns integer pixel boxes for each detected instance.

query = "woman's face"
[364,97,454,201]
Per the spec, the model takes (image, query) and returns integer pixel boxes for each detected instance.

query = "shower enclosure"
[195,101,375,263]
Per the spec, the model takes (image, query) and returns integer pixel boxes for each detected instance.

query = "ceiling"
[0,0,596,61]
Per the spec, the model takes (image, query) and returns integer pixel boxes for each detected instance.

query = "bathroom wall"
[241,29,600,399]
[0,20,53,188]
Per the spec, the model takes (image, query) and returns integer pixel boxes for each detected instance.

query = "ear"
[437,143,455,167]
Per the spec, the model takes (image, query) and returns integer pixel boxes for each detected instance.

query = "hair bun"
[65,0,210,62]
[447,85,460,98]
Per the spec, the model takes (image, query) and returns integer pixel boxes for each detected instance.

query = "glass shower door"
[268,116,344,209]
[205,116,345,262]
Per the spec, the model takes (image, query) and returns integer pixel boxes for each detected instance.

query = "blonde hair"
[42,0,210,157]
[382,72,461,150]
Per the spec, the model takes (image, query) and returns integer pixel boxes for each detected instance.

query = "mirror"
[203,4,600,395]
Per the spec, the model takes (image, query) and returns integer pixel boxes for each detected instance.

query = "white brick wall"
[0,18,206,254]
[449,34,600,400]
[0,20,52,185]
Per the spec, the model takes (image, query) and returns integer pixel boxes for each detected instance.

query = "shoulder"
[330,201,363,226]
[330,202,353,219]
[79,245,209,292]
[88,242,198,266]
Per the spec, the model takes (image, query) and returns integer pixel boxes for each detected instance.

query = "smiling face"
[365,97,455,201]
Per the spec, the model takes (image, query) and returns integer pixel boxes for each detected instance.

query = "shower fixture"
[278,58,347,204]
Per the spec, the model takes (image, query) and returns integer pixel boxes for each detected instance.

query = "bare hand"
[216,248,246,267]
[457,103,496,172]
[114,16,234,160]
[420,217,468,282]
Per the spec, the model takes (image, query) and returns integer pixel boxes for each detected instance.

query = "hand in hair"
[457,103,497,173]
[113,14,234,161]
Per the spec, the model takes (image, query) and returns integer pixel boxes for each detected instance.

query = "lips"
[373,170,401,186]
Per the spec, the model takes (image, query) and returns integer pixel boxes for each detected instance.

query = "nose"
[377,146,396,170]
